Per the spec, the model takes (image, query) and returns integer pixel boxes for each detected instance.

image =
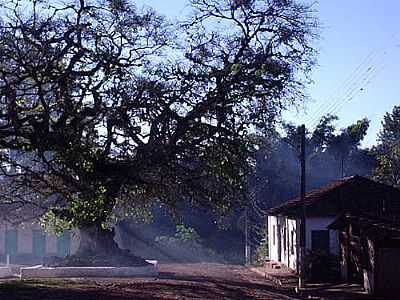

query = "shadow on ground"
[0,263,383,300]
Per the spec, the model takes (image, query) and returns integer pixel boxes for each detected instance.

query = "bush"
[253,237,268,265]
[155,224,222,263]
[253,223,268,265]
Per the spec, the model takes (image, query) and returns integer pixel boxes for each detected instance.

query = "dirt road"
[0,263,378,299]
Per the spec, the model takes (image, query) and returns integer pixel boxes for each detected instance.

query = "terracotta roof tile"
[268,175,400,217]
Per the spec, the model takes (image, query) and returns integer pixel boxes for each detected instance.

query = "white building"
[0,223,80,264]
[267,215,339,271]
[267,175,400,275]
[0,201,125,264]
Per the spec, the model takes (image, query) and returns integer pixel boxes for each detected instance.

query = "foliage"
[0,0,319,253]
[253,115,375,210]
[39,210,73,236]
[156,224,201,244]
[374,106,400,188]
[253,235,268,265]
[154,224,220,262]
[174,224,201,243]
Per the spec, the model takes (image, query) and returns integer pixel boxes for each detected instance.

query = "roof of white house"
[267,175,400,217]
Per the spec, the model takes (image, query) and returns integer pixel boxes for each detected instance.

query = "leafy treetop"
[0,0,318,231]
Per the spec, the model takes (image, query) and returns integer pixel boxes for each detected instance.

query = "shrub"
[155,224,221,262]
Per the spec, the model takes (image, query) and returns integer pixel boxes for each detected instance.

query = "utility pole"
[298,124,306,289]
[244,206,250,264]
[341,155,345,178]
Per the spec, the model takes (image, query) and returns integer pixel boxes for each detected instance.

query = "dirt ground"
[0,263,380,300]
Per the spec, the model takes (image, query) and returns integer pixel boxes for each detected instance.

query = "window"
[32,230,46,257]
[5,229,17,256]
[57,232,71,257]
[272,225,276,245]
[311,230,330,253]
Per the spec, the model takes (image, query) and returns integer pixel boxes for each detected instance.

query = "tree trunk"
[77,224,121,256]
[47,223,149,267]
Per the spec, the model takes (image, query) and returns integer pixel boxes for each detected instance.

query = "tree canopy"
[374,106,400,188]
[253,115,375,209]
[0,0,318,252]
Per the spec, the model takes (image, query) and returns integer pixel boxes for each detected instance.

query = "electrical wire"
[305,34,398,128]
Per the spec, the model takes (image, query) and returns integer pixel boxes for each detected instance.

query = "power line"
[305,34,397,127]
[332,62,386,116]
[305,50,376,124]
[311,46,390,127]
[310,63,380,128]
[307,52,383,126]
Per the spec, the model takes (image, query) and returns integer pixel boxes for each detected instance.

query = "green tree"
[374,106,400,187]
[324,117,370,177]
[0,0,318,257]
[254,115,374,209]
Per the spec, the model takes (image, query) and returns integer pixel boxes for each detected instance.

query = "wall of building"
[268,215,299,271]
[278,217,299,271]
[0,223,80,263]
[0,223,124,264]
[17,226,32,254]
[268,215,279,262]
[71,231,80,254]
[268,215,340,272]
[45,234,57,255]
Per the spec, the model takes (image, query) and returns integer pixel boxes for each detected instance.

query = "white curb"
[0,267,13,278]
[20,260,158,279]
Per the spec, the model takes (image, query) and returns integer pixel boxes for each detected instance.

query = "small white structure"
[0,221,126,265]
[266,176,396,274]
[0,223,80,264]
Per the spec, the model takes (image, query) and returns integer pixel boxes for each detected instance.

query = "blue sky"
[135,0,400,147]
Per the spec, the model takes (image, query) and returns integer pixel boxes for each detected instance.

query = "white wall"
[17,226,32,254]
[46,234,57,254]
[268,215,340,272]
[268,216,279,262]
[0,223,125,259]
[268,215,299,270]
[0,223,80,258]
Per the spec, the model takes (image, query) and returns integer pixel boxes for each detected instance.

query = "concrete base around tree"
[20,260,158,279]
[0,266,13,278]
